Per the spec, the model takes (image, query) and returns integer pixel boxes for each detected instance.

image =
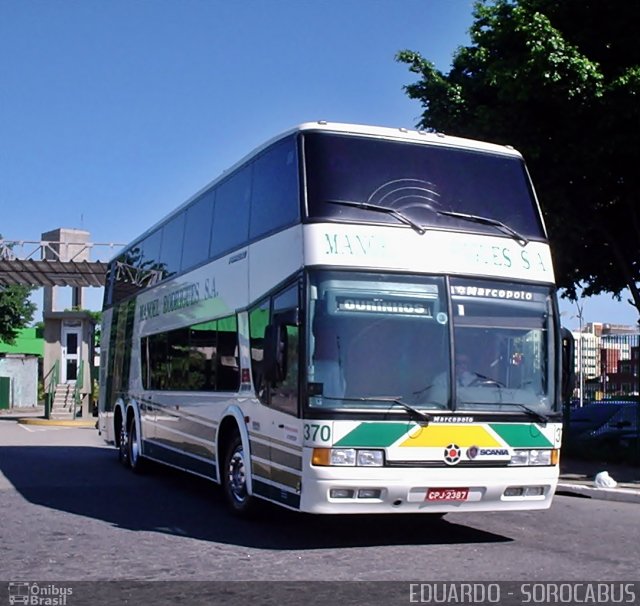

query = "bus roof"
[294,121,522,158]
[114,121,523,258]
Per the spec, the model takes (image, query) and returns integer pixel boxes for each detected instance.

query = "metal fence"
[568,333,640,464]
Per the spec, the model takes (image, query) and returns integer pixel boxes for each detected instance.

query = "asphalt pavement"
[4,405,639,504]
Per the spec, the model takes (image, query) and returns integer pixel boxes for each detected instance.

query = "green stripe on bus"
[333,422,411,447]
[489,424,553,448]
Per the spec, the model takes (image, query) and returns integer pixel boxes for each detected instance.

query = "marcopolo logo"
[451,285,535,301]
[7,583,73,606]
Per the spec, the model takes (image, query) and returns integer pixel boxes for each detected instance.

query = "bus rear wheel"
[223,434,258,516]
[127,415,147,473]
[118,421,130,468]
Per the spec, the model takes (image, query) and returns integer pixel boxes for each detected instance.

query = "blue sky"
[1,0,636,328]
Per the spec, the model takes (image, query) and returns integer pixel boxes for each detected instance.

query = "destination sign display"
[335,296,434,317]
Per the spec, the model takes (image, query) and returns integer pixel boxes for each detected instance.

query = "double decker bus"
[99,121,572,515]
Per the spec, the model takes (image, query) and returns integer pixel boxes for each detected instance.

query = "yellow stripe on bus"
[398,424,502,448]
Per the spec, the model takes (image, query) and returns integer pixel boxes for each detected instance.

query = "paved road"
[1,418,638,586]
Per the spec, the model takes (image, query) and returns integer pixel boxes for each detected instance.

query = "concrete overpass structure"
[0,229,122,418]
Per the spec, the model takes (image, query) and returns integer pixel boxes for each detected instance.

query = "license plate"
[426,487,469,501]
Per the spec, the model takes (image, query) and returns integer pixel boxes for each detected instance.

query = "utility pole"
[575,300,585,407]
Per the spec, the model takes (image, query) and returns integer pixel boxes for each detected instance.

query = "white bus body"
[99,122,567,515]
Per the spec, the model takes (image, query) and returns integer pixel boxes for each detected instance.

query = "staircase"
[50,383,76,420]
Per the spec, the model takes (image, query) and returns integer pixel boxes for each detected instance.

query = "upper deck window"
[303,132,545,240]
[104,134,300,308]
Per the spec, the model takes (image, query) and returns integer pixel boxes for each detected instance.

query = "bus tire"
[118,421,130,468]
[127,415,147,474]
[222,433,257,516]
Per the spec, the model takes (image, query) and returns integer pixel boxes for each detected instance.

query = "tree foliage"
[0,235,36,344]
[0,285,36,344]
[397,0,640,321]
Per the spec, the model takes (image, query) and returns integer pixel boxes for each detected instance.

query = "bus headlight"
[509,449,556,466]
[357,450,384,467]
[312,448,384,466]
[529,449,552,466]
[509,450,530,466]
[330,448,357,466]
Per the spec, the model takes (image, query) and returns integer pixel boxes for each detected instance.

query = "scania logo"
[444,444,462,465]
[467,446,509,459]
[480,448,509,456]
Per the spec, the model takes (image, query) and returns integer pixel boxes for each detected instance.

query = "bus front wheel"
[223,434,257,516]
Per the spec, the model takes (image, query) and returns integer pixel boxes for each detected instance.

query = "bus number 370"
[304,423,331,443]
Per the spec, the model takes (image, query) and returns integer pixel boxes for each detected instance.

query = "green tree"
[397,0,640,322]
[0,285,37,344]
[0,235,37,343]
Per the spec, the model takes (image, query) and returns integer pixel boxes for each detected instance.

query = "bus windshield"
[306,270,557,415]
[304,132,545,241]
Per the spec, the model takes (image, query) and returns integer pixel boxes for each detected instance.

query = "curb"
[17,418,96,428]
[556,482,640,504]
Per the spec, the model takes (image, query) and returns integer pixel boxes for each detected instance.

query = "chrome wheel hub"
[228,447,247,503]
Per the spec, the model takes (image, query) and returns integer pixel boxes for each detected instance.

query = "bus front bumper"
[299,464,559,514]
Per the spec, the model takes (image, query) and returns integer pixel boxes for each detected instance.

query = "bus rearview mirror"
[264,323,288,384]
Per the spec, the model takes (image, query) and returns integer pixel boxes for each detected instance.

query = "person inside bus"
[452,353,480,387]
[429,351,487,402]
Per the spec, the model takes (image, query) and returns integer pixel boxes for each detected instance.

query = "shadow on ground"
[0,444,512,549]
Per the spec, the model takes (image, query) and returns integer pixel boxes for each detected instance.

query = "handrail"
[73,359,85,419]
[44,360,59,420]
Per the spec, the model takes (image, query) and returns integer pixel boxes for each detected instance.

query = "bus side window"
[269,284,300,416]
[270,323,299,416]
[217,317,240,392]
[248,283,300,415]
[249,299,270,398]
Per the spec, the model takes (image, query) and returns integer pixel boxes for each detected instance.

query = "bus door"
[250,282,303,506]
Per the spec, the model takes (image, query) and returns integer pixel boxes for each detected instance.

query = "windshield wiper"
[502,403,549,424]
[325,199,528,245]
[359,396,432,426]
[319,395,432,426]
[436,210,529,247]
[325,199,426,235]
